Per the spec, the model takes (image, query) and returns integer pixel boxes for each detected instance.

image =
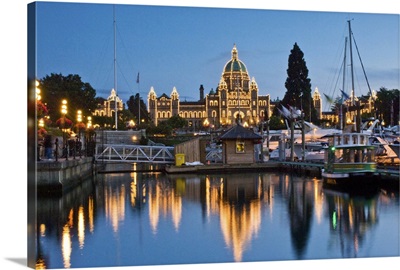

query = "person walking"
[43,134,53,160]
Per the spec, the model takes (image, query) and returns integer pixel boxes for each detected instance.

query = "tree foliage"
[276,43,318,123]
[167,115,188,129]
[39,73,97,126]
[126,93,151,125]
[374,87,399,126]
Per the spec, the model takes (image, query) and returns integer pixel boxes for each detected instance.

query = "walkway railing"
[206,148,222,163]
[94,144,175,164]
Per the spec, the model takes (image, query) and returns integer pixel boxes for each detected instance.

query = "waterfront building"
[147,45,271,130]
[93,88,124,118]
[91,47,378,131]
[313,87,322,120]
[219,124,263,164]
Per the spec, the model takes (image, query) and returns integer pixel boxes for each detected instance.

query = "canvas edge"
[27,2,37,269]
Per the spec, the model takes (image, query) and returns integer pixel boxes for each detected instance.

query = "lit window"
[236,140,245,153]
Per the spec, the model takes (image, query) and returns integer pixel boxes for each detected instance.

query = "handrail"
[94,144,175,163]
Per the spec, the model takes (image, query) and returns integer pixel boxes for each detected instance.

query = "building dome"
[223,44,247,73]
[221,44,251,92]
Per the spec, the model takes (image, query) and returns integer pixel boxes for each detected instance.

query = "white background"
[1,1,398,269]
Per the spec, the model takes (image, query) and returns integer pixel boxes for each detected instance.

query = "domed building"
[147,45,270,130]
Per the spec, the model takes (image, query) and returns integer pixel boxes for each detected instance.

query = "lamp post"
[87,116,92,129]
[61,99,68,159]
[76,110,83,158]
[36,81,41,161]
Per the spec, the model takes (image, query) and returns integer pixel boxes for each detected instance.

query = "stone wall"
[36,157,94,195]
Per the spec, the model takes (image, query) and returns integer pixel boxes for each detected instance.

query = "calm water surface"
[36,164,399,269]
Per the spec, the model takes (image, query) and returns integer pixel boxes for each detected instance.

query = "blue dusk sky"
[34,1,399,112]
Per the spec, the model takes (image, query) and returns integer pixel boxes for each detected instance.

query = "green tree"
[126,93,151,126]
[166,115,188,129]
[279,43,317,123]
[39,73,97,126]
[374,87,399,126]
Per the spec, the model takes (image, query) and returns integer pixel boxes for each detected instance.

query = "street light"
[36,80,42,161]
[36,80,41,101]
[61,99,68,159]
[87,116,92,129]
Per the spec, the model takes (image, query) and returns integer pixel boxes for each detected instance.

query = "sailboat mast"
[341,37,347,130]
[113,5,118,129]
[348,20,355,106]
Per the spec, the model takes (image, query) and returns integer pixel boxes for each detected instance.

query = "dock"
[164,161,324,177]
[165,160,399,180]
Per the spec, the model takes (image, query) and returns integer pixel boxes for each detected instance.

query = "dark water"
[36,164,399,269]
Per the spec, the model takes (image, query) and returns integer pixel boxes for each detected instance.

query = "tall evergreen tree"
[280,43,317,122]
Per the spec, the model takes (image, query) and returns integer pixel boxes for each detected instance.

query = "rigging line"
[116,61,133,94]
[323,38,346,112]
[323,28,346,108]
[115,24,136,79]
[352,34,373,97]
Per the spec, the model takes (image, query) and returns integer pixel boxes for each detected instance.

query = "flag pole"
[137,72,140,125]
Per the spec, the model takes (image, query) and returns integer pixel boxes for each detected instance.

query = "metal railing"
[94,144,175,164]
[206,148,222,163]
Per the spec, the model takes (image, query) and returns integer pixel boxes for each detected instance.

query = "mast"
[137,72,140,125]
[341,37,347,130]
[348,20,355,106]
[113,5,118,129]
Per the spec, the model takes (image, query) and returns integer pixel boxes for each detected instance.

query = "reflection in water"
[148,176,183,234]
[104,178,126,233]
[35,168,399,268]
[287,175,316,259]
[218,174,262,262]
[324,189,381,258]
[78,206,85,249]
[61,224,71,268]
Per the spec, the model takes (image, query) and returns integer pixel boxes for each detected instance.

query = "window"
[236,140,245,153]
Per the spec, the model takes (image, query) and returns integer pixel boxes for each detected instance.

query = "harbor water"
[36,164,399,269]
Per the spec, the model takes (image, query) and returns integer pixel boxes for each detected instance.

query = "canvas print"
[27,1,399,269]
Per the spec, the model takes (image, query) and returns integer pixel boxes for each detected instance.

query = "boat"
[293,140,328,161]
[303,148,326,162]
[388,143,400,159]
[321,133,378,190]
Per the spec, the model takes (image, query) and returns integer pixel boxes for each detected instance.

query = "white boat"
[369,136,400,163]
[304,149,325,162]
[293,140,328,161]
[388,143,400,158]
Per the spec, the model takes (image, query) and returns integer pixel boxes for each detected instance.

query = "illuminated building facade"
[147,45,271,129]
[93,88,124,117]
